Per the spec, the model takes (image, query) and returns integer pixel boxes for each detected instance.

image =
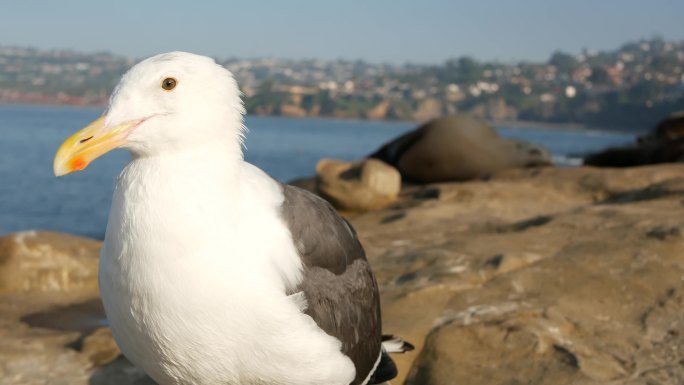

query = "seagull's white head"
[53,51,245,176]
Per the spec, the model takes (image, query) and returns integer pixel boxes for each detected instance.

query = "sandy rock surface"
[353,165,684,384]
[0,231,100,293]
[0,232,149,385]
[4,165,684,384]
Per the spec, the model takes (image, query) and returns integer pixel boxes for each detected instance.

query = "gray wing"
[280,184,382,385]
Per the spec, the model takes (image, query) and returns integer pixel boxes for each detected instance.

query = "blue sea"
[0,104,636,238]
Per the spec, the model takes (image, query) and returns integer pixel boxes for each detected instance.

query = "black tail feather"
[371,351,398,384]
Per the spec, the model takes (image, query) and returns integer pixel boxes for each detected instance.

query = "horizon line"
[2,35,682,67]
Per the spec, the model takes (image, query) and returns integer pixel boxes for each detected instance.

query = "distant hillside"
[1,38,683,130]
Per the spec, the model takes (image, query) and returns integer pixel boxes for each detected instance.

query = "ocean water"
[0,104,635,238]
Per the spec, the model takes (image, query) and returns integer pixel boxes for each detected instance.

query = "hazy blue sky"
[2,0,683,64]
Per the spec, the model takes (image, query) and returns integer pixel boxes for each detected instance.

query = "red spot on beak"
[71,157,87,171]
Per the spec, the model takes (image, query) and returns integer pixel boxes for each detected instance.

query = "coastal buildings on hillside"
[1,38,683,129]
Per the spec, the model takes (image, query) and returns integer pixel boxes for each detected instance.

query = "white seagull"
[53,52,412,385]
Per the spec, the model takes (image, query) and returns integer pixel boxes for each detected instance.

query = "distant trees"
[548,51,578,73]
[440,56,481,84]
[589,66,611,85]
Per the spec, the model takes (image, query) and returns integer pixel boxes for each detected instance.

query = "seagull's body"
[54,52,410,385]
[102,151,361,384]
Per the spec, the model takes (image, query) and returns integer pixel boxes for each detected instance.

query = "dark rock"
[368,115,552,183]
[21,299,106,334]
[584,138,684,167]
[585,112,684,167]
[639,111,684,142]
[646,225,684,240]
[380,211,406,224]
[89,356,156,385]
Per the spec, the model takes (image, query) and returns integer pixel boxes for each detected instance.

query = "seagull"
[53,52,412,385]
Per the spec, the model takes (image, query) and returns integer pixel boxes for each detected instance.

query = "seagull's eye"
[161,77,178,91]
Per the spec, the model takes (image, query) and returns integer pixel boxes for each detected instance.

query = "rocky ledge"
[4,164,684,384]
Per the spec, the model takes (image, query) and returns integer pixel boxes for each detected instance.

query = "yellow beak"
[53,116,138,176]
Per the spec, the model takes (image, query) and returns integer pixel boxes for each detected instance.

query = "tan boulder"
[0,231,101,293]
[316,158,401,211]
[81,327,122,367]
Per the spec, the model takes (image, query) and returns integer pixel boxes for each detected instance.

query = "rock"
[0,296,99,385]
[584,138,684,167]
[0,289,153,384]
[0,231,101,293]
[81,327,120,367]
[349,164,684,384]
[639,110,684,142]
[21,305,120,367]
[585,112,684,167]
[316,158,401,211]
[0,231,154,385]
[21,298,107,334]
[368,115,552,183]
[0,330,93,385]
[89,357,157,385]
[8,165,684,384]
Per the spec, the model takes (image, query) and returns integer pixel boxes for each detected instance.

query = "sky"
[1,0,683,64]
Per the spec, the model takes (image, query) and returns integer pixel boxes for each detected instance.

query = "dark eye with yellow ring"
[161,77,177,91]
